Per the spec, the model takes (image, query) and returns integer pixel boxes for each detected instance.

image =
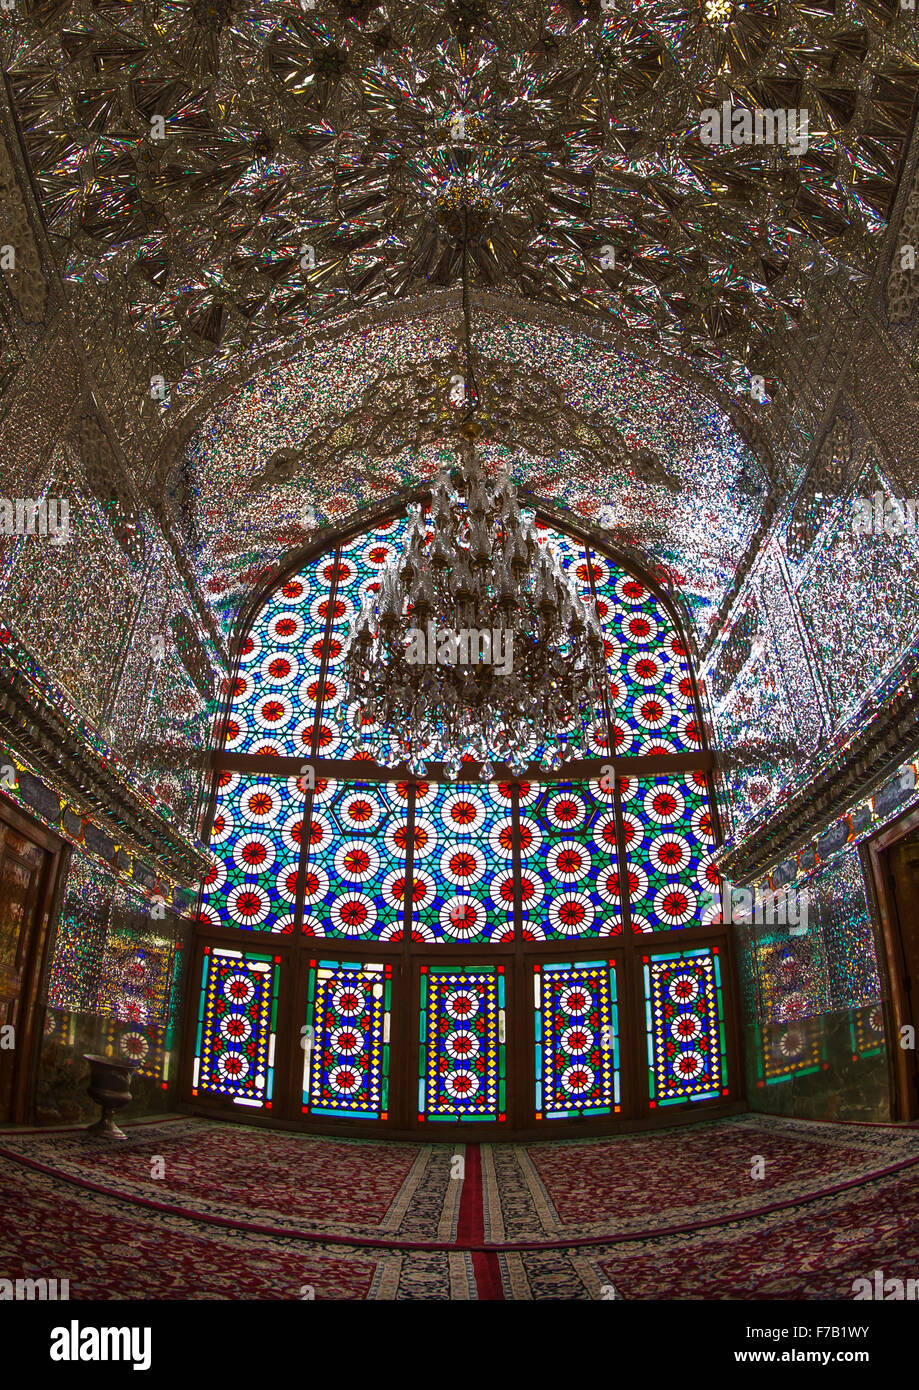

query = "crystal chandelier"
[342,163,606,780]
[342,429,607,779]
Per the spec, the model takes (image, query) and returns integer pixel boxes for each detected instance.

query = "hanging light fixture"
[341,151,607,780]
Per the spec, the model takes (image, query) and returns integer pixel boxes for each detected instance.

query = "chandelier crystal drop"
[343,438,607,779]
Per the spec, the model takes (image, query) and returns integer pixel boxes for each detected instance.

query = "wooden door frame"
[0,794,71,1124]
[863,803,919,1121]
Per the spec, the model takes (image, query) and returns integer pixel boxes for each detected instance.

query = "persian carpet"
[2,1113,918,1298]
[575,1163,919,1300]
[0,1118,463,1245]
[481,1112,919,1242]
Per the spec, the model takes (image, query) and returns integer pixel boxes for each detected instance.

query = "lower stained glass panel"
[759,1018,825,1083]
[851,1002,885,1060]
[534,959,620,1119]
[418,964,506,1122]
[302,959,392,1119]
[192,946,280,1108]
[102,1020,171,1087]
[527,779,622,939]
[754,930,828,1083]
[643,946,728,1105]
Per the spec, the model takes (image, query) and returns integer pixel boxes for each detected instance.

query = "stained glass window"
[599,574,701,757]
[534,959,620,1118]
[192,946,280,1108]
[539,522,702,756]
[220,512,707,765]
[199,773,306,933]
[528,778,621,939]
[302,960,391,1119]
[224,568,325,758]
[623,773,720,932]
[302,780,408,940]
[418,964,506,1121]
[333,520,409,761]
[196,513,728,1127]
[222,517,408,760]
[530,528,608,761]
[202,516,716,946]
[411,781,515,944]
[643,946,728,1104]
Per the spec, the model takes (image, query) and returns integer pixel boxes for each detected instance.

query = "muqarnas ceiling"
[5,0,918,408]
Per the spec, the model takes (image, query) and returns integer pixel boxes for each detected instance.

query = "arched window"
[188,510,738,1134]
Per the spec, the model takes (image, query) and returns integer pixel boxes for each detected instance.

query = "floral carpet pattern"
[587,1164,919,1300]
[484,1113,919,1242]
[0,1117,462,1244]
[0,1114,917,1299]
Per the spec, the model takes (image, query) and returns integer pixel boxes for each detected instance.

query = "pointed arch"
[184,502,742,1136]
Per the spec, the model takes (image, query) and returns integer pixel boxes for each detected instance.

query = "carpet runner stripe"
[457,1144,504,1298]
